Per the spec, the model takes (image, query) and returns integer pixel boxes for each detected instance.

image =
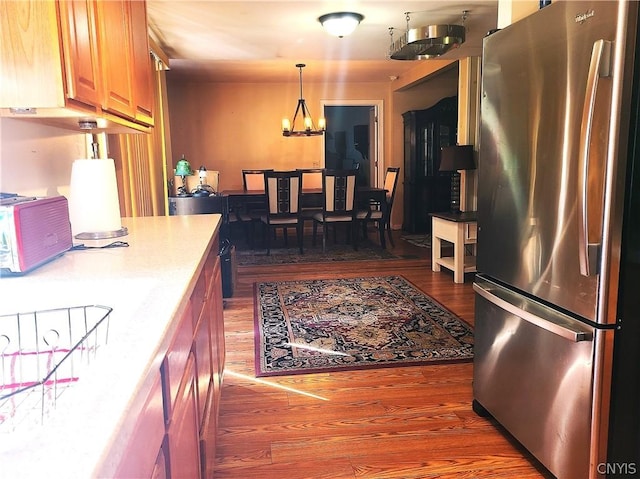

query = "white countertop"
[0,214,222,478]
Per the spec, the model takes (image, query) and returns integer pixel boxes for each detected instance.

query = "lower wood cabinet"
[162,243,224,478]
[193,253,214,429]
[162,304,194,420]
[198,251,226,476]
[113,235,225,478]
[210,256,226,421]
[193,297,213,429]
[113,372,165,478]
[167,354,201,479]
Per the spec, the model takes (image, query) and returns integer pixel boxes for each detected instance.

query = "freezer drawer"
[473,276,597,479]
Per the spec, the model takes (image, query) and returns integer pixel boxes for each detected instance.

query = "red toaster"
[0,196,73,274]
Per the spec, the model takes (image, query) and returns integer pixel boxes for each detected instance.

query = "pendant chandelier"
[282,64,326,137]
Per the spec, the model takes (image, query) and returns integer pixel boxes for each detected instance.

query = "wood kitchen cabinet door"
[167,354,201,479]
[162,302,194,421]
[210,255,226,419]
[95,0,136,120]
[0,1,66,108]
[1,0,104,111]
[96,0,154,125]
[57,0,102,109]
[113,372,165,478]
[129,0,154,126]
[191,257,213,428]
[193,307,213,429]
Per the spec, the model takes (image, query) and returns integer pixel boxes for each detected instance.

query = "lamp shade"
[175,157,193,176]
[318,12,364,38]
[69,158,127,239]
[439,145,476,171]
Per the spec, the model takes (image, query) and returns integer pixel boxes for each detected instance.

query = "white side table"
[431,211,477,283]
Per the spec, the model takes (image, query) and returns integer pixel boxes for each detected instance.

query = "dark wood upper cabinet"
[402,96,457,233]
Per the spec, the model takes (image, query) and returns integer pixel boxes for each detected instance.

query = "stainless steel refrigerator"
[473,2,640,478]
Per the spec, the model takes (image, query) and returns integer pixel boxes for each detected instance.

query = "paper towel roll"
[69,159,126,239]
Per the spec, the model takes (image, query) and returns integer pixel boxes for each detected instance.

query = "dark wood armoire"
[402,96,458,233]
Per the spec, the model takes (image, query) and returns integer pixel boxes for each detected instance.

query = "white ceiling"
[146,0,498,83]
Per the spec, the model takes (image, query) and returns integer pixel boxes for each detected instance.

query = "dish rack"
[0,305,112,432]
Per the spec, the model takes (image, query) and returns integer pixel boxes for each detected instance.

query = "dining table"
[221,185,390,248]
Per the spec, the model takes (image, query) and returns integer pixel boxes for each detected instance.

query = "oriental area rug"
[254,276,474,377]
[401,233,432,248]
[237,239,401,266]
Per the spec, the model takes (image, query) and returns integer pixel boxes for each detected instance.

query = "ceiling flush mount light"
[389,11,467,60]
[282,64,326,137]
[318,12,364,38]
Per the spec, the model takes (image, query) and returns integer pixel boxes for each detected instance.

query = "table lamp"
[439,145,476,213]
[175,155,194,196]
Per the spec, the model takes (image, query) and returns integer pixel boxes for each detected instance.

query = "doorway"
[322,100,383,187]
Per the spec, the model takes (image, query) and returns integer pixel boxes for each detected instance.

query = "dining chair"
[363,167,400,247]
[312,169,368,253]
[238,169,273,247]
[260,170,303,254]
[297,168,324,231]
[242,169,271,191]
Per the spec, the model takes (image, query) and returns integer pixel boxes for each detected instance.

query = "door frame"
[321,99,384,187]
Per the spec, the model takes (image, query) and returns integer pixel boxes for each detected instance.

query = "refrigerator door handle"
[473,279,593,342]
[578,39,612,277]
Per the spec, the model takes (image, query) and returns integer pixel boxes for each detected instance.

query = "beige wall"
[498,0,541,28]
[0,118,87,198]
[166,65,459,229]
[0,60,465,231]
[166,79,391,191]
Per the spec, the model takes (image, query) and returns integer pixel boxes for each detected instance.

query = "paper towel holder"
[75,225,128,240]
[69,158,128,240]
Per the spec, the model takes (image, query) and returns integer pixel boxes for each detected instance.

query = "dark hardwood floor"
[210,230,554,478]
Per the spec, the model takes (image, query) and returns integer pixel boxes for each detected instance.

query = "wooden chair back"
[263,170,302,219]
[322,169,357,215]
[242,169,273,192]
[383,167,400,206]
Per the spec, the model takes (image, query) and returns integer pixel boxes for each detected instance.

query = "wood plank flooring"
[210,231,554,479]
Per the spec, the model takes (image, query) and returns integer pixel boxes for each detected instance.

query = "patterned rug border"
[401,233,432,248]
[253,275,474,377]
[237,239,401,266]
